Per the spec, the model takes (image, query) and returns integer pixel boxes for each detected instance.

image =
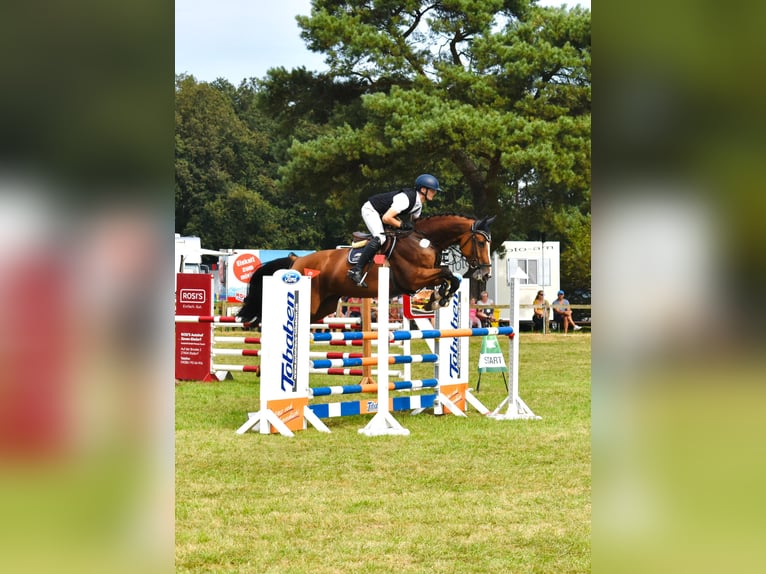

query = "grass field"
[176,332,591,573]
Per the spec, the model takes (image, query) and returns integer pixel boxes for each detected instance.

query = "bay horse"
[237,214,496,325]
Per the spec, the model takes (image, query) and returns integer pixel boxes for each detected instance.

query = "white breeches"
[361,201,386,242]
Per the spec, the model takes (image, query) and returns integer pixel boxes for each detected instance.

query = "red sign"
[232,253,261,283]
[403,290,435,319]
[175,274,214,380]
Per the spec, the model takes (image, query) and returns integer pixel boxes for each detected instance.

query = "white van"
[487,241,561,324]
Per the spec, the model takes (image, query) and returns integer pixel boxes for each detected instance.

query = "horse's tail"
[237,254,297,326]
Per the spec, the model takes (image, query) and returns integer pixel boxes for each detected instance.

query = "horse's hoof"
[438,298,450,307]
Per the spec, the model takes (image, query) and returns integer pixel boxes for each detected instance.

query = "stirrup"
[347,268,368,288]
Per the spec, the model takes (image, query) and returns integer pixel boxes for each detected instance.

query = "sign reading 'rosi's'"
[175,273,214,380]
[176,274,212,314]
[180,289,206,303]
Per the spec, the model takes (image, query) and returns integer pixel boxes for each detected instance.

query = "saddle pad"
[347,247,364,265]
[345,237,397,265]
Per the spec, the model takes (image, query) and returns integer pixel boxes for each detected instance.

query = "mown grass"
[176,332,591,573]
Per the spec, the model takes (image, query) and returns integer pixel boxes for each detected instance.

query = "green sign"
[477,335,507,373]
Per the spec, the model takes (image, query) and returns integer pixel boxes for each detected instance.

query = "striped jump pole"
[309,368,365,376]
[310,319,404,330]
[308,393,438,420]
[308,368,401,377]
[176,314,254,378]
[209,335,261,380]
[310,378,439,397]
[310,353,438,369]
[309,351,364,359]
[214,336,261,344]
[311,325,513,343]
[312,339,398,347]
[212,348,261,357]
[211,364,260,375]
[174,315,252,325]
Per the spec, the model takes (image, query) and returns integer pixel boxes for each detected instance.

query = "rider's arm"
[381,207,404,228]
[382,192,412,228]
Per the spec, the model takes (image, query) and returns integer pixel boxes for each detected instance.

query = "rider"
[347,173,441,287]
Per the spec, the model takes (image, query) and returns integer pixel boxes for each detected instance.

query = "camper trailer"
[174,234,233,293]
[487,241,561,324]
[175,234,210,275]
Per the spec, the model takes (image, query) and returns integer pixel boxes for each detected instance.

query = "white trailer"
[175,234,207,274]
[487,241,561,323]
[174,234,231,291]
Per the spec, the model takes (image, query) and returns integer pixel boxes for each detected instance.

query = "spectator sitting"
[339,296,362,319]
[532,290,550,332]
[469,297,482,328]
[475,290,494,327]
[552,290,581,334]
[389,295,403,323]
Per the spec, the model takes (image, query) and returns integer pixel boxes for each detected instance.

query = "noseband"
[459,230,492,270]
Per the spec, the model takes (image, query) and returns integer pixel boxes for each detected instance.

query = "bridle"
[458,228,492,272]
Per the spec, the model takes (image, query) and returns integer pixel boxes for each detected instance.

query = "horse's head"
[461,215,496,281]
[409,213,495,281]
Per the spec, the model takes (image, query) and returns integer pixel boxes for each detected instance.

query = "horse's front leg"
[427,271,461,310]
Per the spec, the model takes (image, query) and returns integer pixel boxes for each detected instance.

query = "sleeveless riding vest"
[367,188,419,216]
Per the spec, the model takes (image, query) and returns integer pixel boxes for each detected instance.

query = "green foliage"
[194,184,322,250]
[175,74,325,250]
[174,2,591,291]
[287,2,590,246]
[551,205,591,297]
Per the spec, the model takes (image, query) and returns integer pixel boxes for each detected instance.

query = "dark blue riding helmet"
[415,173,441,192]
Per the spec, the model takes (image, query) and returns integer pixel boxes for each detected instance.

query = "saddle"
[346,234,397,265]
[350,231,373,246]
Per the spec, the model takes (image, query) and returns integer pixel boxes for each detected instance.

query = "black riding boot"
[347,237,381,287]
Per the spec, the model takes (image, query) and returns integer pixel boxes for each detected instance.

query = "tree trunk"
[451,150,486,212]
[450,150,501,218]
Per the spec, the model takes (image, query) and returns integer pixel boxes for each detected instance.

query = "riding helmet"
[415,173,441,192]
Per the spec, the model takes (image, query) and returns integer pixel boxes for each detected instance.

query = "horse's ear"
[476,215,496,232]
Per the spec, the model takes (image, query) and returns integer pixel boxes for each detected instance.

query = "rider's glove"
[399,221,413,232]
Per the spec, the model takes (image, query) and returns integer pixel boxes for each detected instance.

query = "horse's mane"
[237,254,296,325]
[416,212,478,223]
[414,212,495,245]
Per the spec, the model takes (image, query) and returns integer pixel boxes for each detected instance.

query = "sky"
[175,0,591,84]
